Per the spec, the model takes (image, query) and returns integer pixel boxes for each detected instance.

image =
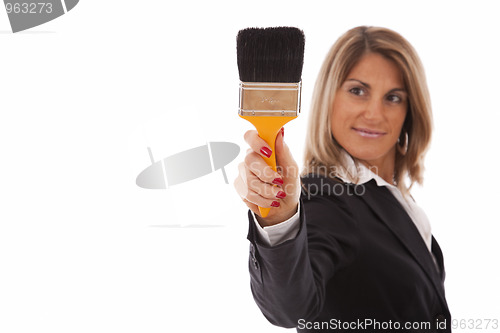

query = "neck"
[359,150,396,185]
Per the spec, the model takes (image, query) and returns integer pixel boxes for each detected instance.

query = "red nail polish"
[281,127,284,138]
[260,147,272,158]
[271,201,280,207]
[272,178,284,185]
[276,191,286,199]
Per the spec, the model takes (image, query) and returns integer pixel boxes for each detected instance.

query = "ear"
[401,105,412,140]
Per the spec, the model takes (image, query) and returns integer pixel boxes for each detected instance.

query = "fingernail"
[271,201,280,207]
[272,178,284,185]
[281,127,284,138]
[276,191,286,199]
[260,147,272,158]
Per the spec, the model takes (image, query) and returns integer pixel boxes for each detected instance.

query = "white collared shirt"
[253,151,433,253]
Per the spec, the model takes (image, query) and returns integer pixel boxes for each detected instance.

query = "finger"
[234,174,250,201]
[275,127,299,180]
[246,171,287,200]
[234,175,280,208]
[242,198,261,216]
[244,189,281,208]
[234,176,261,215]
[245,151,283,185]
[244,130,273,159]
[238,162,248,185]
[241,157,286,199]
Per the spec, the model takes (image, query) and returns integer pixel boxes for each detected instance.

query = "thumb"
[275,127,298,180]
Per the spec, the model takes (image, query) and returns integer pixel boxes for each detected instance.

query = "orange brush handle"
[240,115,297,217]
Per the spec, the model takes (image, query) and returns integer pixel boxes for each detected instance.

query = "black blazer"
[247,175,451,332]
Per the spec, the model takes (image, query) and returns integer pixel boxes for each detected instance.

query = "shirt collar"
[336,149,397,189]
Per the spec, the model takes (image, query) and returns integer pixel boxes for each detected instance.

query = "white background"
[1,1,499,332]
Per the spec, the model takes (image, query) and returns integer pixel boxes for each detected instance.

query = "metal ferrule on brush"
[238,81,302,117]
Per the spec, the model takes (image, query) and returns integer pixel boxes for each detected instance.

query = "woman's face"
[331,52,408,173]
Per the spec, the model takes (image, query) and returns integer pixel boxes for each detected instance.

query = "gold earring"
[397,131,408,156]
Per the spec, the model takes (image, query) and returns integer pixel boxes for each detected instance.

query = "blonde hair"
[302,26,433,193]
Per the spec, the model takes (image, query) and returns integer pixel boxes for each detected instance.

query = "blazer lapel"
[432,236,446,282]
[356,180,446,300]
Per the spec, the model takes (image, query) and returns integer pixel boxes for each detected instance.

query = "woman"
[234,26,451,332]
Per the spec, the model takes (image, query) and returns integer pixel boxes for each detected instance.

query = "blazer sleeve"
[247,181,360,328]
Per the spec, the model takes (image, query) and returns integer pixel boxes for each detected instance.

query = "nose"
[362,98,384,121]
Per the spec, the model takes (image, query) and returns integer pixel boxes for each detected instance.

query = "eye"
[387,94,402,104]
[349,87,365,96]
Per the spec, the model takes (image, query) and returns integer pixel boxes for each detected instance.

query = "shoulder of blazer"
[298,173,362,264]
[300,173,352,196]
[299,173,366,211]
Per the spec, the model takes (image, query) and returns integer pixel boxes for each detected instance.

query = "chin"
[345,145,392,163]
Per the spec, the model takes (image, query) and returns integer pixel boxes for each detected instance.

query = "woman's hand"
[234,128,300,227]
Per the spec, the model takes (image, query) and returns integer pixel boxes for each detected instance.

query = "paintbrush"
[237,27,305,217]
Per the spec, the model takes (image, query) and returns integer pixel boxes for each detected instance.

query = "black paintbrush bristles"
[237,27,305,83]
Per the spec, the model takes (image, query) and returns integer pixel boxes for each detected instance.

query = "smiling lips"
[353,127,387,138]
